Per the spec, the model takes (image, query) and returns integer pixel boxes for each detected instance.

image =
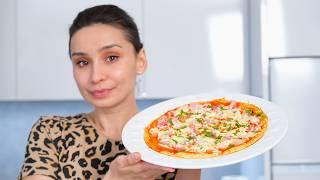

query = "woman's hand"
[175,169,201,180]
[103,152,175,180]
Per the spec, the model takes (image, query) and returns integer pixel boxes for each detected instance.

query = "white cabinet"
[15,0,143,100]
[142,0,250,98]
[0,0,16,100]
[1,0,250,100]
[268,0,320,57]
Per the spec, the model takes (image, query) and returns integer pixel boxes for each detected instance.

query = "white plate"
[122,93,288,169]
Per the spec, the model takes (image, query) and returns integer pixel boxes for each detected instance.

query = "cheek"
[73,69,87,88]
[113,65,137,85]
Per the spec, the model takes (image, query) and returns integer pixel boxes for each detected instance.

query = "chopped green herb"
[172,136,184,143]
[196,118,203,123]
[178,110,184,117]
[178,109,191,118]
[236,122,241,128]
[214,135,223,144]
[168,119,174,126]
[179,125,187,129]
[187,136,193,140]
[220,106,226,110]
[257,112,262,116]
[245,109,253,114]
[226,125,232,131]
[207,104,213,109]
[213,126,219,130]
[204,130,213,137]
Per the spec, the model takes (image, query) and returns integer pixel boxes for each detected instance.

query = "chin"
[89,94,132,109]
[87,97,119,109]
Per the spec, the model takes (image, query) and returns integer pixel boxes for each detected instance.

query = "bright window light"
[208,12,244,82]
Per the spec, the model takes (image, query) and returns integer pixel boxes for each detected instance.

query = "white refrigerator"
[269,57,320,180]
[266,0,320,179]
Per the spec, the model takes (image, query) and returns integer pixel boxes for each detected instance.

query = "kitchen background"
[0,0,319,179]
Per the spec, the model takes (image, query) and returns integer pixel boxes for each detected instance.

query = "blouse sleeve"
[18,117,60,180]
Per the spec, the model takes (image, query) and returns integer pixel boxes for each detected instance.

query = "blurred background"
[0,0,319,179]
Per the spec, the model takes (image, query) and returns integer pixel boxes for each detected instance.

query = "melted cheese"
[151,100,262,153]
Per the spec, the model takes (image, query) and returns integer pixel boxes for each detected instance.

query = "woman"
[18,4,200,180]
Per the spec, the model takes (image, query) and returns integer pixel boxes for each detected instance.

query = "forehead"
[70,24,130,52]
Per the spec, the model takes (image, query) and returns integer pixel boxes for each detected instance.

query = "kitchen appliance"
[261,0,320,179]
[269,57,320,180]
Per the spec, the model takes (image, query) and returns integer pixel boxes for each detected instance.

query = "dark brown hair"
[68,5,143,57]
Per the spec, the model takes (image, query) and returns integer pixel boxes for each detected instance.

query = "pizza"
[144,98,268,158]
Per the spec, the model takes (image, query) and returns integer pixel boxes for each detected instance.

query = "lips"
[90,88,112,98]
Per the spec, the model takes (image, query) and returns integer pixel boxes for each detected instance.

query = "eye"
[76,60,88,67]
[106,55,119,62]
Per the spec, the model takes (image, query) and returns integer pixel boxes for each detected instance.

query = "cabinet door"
[143,0,249,98]
[16,0,142,100]
[0,0,16,100]
[268,0,320,57]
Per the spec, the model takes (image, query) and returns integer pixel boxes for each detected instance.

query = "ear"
[135,48,148,75]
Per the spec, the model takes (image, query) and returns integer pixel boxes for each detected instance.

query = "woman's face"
[70,24,147,108]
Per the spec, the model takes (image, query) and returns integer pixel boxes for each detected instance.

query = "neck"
[88,93,139,140]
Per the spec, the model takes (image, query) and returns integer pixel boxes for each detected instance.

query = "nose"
[91,62,106,84]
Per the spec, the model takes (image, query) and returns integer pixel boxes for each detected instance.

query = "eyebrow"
[71,44,122,58]
[99,44,122,52]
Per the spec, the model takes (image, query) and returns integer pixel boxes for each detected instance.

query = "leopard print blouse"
[18,113,176,180]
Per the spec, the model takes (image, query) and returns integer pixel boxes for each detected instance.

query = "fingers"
[115,152,141,168]
[110,153,175,179]
[136,162,175,179]
[141,162,175,173]
[129,152,141,164]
